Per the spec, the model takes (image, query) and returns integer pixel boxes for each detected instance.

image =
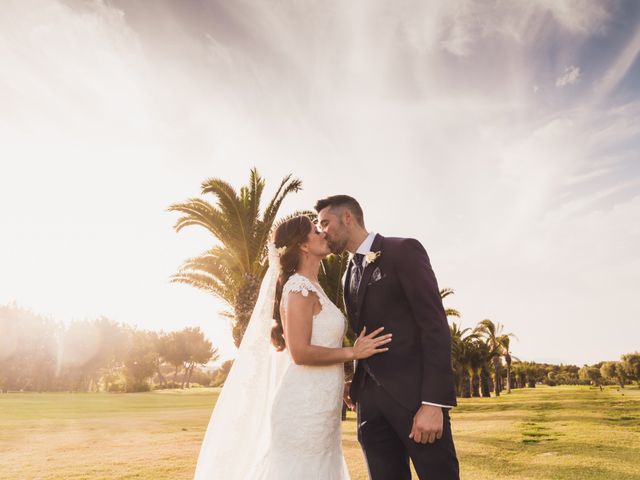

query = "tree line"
[0,302,220,393]
[448,313,640,397]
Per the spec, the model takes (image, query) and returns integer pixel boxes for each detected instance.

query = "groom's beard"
[327,237,346,255]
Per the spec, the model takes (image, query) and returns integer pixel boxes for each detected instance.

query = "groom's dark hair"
[314,195,365,227]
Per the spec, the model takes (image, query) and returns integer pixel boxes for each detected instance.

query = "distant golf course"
[1,385,639,480]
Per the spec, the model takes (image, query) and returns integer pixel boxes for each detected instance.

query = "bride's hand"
[351,326,392,360]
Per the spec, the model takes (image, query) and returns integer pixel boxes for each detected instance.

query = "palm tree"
[475,319,516,397]
[502,336,515,393]
[168,169,303,347]
[449,322,477,398]
[466,338,488,398]
[477,340,494,398]
[318,252,350,317]
[512,362,527,389]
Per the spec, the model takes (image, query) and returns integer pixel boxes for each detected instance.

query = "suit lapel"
[355,234,383,319]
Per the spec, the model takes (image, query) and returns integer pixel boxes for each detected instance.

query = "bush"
[107,382,125,393]
[125,382,151,393]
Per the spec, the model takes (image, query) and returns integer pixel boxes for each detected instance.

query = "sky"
[1,0,639,366]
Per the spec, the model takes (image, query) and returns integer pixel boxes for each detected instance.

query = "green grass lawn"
[1,385,639,479]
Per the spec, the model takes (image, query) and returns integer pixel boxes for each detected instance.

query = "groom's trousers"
[356,373,460,480]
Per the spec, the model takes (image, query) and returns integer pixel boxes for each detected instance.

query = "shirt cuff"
[422,401,454,409]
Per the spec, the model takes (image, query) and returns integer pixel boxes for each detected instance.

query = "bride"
[193,215,392,480]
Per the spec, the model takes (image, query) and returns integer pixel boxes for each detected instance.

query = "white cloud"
[591,24,640,105]
[556,65,581,86]
[431,0,613,58]
[537,0,611,34]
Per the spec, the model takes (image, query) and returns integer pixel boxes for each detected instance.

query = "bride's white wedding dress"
[193,258,351,480]
[259,273,350,479]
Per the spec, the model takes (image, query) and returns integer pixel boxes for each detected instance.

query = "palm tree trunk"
[461,370,471,398]
[232,274,261,347]
[480,369,491,397]
[471,371,481,397]
[493,357,502,397]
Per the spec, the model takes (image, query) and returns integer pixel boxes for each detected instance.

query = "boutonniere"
[363,250,381,267]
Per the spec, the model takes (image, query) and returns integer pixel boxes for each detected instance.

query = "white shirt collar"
[354,231,376,256]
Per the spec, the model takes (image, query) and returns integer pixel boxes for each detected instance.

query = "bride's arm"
[283,291,391,366]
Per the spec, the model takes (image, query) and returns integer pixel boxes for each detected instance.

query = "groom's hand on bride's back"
[409,404,444,444]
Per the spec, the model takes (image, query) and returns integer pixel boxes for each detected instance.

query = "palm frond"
[445,308,461,318]
[319,252,349,312]
[168,198,229,239]
[262,174,293,224]
[201,178,250,268]
[248,167,265,228]
[170,273,235,305]
[262,176,303,229]
[440,288,455,299]
[272,210,316,230]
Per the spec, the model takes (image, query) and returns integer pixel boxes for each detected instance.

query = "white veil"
[193,242,285,480]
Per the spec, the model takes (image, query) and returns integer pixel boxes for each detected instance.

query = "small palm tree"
[168,168,303,347]
[475,319,516,397]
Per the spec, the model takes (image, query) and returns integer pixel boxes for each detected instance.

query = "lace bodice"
[281,273,347,348]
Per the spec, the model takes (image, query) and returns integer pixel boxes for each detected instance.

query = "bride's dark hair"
[271,215,313,351]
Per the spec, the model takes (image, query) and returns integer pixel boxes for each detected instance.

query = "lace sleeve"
[282,274,318,299]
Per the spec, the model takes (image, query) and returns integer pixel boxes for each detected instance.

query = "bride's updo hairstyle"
[271,215,313,351]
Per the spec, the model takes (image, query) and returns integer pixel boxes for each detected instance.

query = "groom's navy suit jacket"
[344,234,457,412]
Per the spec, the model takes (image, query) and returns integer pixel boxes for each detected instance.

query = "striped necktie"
[349,253,365,308]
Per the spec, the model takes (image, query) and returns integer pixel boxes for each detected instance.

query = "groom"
[316,195,459,480]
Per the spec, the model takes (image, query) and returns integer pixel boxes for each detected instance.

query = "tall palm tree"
[168,169,303,347]
[475,319,515,397]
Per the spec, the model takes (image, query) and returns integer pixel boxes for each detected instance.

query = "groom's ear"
[342,208,353,226]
